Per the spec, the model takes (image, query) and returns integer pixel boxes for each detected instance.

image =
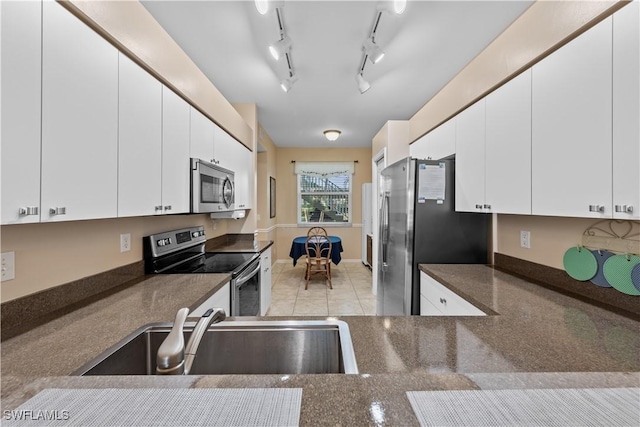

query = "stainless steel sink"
[73,320,358,375]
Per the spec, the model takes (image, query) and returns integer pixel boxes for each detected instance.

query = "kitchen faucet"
[156,307,226,375]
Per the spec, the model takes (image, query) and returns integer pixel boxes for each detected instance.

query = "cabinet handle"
[615,205,634,214]
[589,205,605,213]
[475,204,483,209]
[164,205,172,211]
[483,204,491,210]
[18,206,39,216]
[155,205,163,212]
[49,207,66,215]
[439,298,447,305]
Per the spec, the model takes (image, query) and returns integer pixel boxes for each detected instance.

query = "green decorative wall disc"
[563,247,597,281]
[603,254,640,296]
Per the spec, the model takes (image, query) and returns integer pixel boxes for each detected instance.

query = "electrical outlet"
[1,251,16,281]
[520,230,531,249]
[120,233,131,253]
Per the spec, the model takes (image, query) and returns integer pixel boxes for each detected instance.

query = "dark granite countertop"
[205,237,273,253]
[1,264,638,425]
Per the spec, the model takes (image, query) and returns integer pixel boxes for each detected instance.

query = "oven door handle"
[235,263,260,286]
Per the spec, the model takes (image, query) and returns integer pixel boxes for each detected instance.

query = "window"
[295,162,354,225]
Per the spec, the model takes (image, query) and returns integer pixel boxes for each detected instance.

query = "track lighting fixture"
[363,38,385,64]
[377,0,407,15]
[356,73,371,94]
[254,0,283,15]
[268,36,291,61]
[323,130,341,142]
[280,73,298,93]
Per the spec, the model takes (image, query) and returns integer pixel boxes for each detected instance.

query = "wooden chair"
[307,227,328,237]
[304,235,332,289]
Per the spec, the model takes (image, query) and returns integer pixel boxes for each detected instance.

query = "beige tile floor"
[266,260,375,316]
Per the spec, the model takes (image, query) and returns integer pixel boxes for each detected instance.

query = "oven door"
[191,158,235,213]
[231,258,261,316]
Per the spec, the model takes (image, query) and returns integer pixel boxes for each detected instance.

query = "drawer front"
[420,272,485,316]
[420,294,442,316]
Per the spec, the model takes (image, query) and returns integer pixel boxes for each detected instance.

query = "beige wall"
[372,120,410,166]
[0,215,227,302]
[62,0,252,148]
[256,124,279,262]
[274,147,372,262]
[409,0,625,142]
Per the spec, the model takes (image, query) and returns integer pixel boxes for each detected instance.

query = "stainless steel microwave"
[191,158,234,213]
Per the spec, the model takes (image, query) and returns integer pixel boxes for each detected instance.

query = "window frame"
[296,173,353,227]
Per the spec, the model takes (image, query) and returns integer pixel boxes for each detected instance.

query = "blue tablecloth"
[290,236,343,266]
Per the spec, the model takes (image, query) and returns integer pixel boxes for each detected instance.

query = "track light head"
[363,38,385,64]
[280,74,298,93]
[255,0,284,15]
[268,36,291,61]
[377,0,407,15]
[356,73,371,94]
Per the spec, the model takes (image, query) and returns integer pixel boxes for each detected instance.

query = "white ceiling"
[142,0,533,149]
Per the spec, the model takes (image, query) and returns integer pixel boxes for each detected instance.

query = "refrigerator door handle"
[381,192,390,271]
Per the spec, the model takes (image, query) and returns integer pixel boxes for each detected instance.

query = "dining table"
[289,235,343,266]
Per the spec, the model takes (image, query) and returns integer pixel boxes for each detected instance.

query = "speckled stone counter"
[205,237,273,253]
[2,264,638,425]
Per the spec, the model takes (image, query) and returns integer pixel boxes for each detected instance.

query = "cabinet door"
[189,108,214,162]
[532,17,613,218]
[260,248,272,316]
[455,99,486,213]
[485,69,532,215]
[41,1,118,222]
[613,1,640,220]
[409,133,429,159]
[213,125,236,170]
[1,0,42,224]
[162,87,191,214]
[427,118,456,160]
[118,53,162,217]
[191,282,230,317]
[230,141,253,209]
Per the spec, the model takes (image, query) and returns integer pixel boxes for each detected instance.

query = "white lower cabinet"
[419,272,485,316]
[41,1,119,222]
[1,0,42,224]
[191,282,230,317]
[260,248,272,316]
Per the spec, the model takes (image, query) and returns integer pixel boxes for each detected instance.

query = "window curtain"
[294,161,354,177]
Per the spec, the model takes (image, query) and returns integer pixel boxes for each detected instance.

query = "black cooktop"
[164,252,258,276]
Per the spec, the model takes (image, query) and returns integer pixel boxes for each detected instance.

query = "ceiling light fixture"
[280,73,298,93]
[323,130,341,141]
[356,73,371,94]
[363,38,385,64]
[393,0,407,15]
[268,36,291,61]
[254,0,283,15]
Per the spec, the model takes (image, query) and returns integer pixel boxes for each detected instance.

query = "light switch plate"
[2,251,16,281]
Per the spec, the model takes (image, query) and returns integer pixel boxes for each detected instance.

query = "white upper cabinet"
[161,87,191,214]
[118,53,163,217]
[1,0,42,224]
[455,99,486,213]
[228,140,253,209]
[41,1,118,222]
[485,69,532,215]
[190,108,215,162]
[212,124,236,171]
[410,118,456,161]
[532,17,613,218]
[613,1,640,220]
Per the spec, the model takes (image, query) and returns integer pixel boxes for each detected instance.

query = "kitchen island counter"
[2,264,638,425]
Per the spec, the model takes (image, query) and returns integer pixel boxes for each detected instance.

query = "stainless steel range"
[143,226,260,316]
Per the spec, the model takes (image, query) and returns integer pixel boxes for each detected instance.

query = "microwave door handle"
[223,176,234,207]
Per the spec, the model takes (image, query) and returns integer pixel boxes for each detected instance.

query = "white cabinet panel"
[230,142,253,210]
[1,0,42,224]
[532,17,613,218]
[420,272,485,316]
[260,248,272,316]
[190,108,214,162]
[162,87,191,214]
[485,69,532,215]
[455,99,486,213]
[613,1,640,220]
[410,118,455,161]
[118,53,162,217]
[191,282,230,317]
[41,1,118,222]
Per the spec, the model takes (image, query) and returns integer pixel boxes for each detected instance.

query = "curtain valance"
[294,161,354,177]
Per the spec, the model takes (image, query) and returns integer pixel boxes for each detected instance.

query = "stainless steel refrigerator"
[377,157,489,315]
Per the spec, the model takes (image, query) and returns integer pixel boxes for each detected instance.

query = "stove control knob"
[157,240,165,247]
[167,238,172,244]
[192,232,198,238]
